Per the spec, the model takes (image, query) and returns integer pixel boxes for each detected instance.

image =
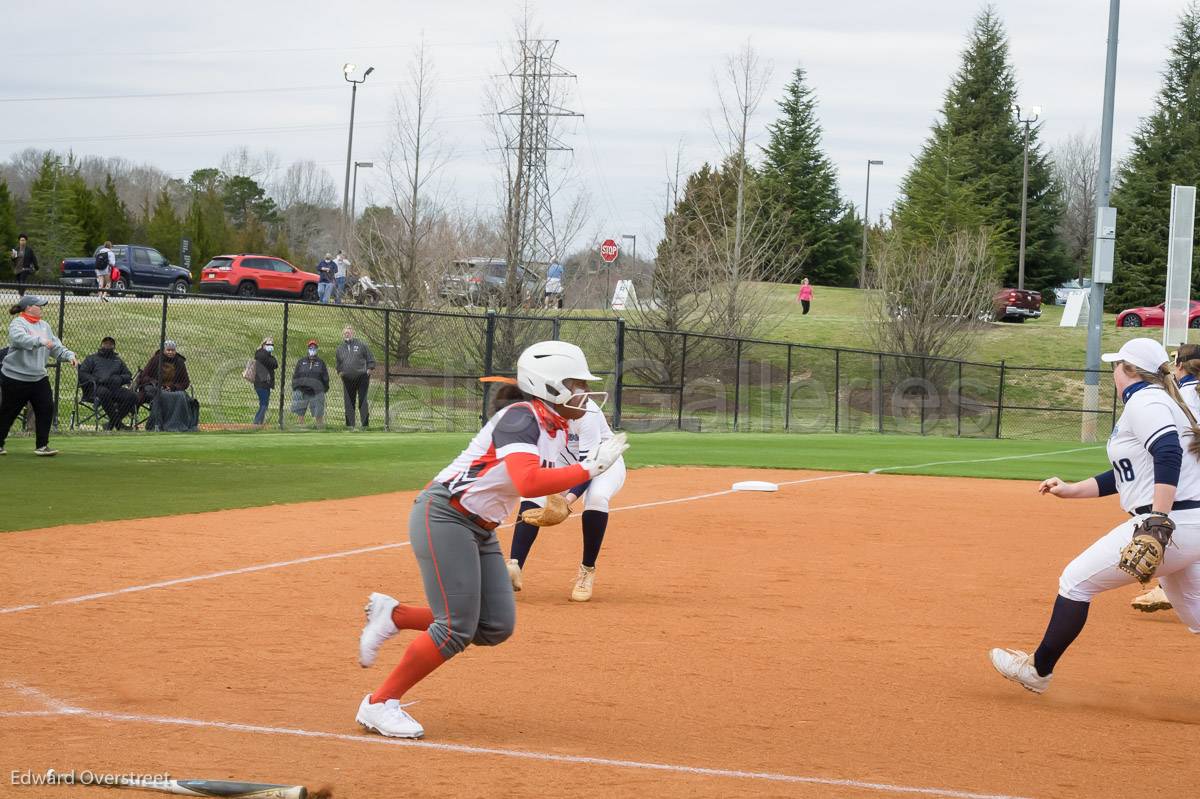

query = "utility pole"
[860,160,882,287]
[1014,105,1041,291]
[1083,0,1121,442]
[499,39,581,275]
[341,64,374,227]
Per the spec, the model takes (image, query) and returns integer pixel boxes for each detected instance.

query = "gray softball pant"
[410,483,517,660]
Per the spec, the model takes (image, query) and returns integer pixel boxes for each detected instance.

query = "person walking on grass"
[252,337,278,427]
[291,338,329,428]
[796,278,813,315]
[95,240,116,302]
[336,325,375,429]
[10,234,38,298]
[0,296,77,456]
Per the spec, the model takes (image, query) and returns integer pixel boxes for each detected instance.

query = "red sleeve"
[505,452,589,497]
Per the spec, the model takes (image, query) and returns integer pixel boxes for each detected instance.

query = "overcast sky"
[2,0,1190,255]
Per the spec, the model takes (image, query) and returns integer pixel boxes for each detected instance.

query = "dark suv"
[439,258,542,307]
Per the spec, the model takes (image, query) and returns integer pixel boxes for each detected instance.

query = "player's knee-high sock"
[1032,595,1090,677]
[510,501,541,568]
[581,510,608,568]
[371,631,447,703]
[391,604,434,631]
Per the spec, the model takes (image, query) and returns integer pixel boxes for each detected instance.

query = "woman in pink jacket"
[796,278,813,315]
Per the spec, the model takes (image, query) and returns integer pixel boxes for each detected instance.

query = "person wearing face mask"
[77,336,136,430]
[252,337,279,427]
[0,295,77,456]
[291,338,329,428]
[336,325,376,429]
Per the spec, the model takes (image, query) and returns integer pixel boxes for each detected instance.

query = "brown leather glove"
[520,494,571,527]
[1118,513,1175,584]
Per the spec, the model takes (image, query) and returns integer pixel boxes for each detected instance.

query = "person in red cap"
[290,338,329,428]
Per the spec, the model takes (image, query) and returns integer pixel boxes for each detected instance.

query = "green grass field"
[0,430,1108,532]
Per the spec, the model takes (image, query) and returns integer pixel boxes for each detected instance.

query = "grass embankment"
[0,431,1107,532]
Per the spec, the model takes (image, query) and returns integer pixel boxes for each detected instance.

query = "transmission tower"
[499,39,580,266]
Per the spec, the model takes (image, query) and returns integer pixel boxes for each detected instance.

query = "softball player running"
[506,396,626,601]
[1132,343,1200,613]
[354,341,628,738]
[990,338,1200,693]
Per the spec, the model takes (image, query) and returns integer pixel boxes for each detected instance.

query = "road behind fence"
[1,283,1117,440]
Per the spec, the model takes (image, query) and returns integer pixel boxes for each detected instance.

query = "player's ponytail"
[1153,362,1200,458]
[480,377,533,416]
[1176,344,1200,379]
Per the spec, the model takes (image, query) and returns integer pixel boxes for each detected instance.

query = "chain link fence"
[1,282,1117,440]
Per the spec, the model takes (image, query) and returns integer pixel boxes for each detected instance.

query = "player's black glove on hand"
[1118,512,1175,584]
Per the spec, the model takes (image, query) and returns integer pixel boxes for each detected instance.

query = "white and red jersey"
[436,399,586,523]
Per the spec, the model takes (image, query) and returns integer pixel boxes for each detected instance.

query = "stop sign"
[600,239,619,263]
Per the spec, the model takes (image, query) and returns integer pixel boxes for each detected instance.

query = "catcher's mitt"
[520,494,571,527]
[1118,513,1175,584]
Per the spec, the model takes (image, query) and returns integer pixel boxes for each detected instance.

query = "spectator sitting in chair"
[137,340,191,405]
[78,336,137,429]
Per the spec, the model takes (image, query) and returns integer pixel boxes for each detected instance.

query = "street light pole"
[859,159,883,287]
[351,161,374,223]
[621,234,637,262]
[341,64,374,224]
[1014,105,1041,291]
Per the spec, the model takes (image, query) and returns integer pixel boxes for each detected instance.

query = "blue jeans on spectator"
[318,282,333,303]
[254,387,271,426]
[335,276,346,303]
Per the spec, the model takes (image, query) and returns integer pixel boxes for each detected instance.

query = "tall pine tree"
[96,173,133,244]
[24,153,85,275]
[758,66,859,286]
[894,6,1068,293]
[146,187,182,257]
[0,180,16,279]
[1108,3,1200,310]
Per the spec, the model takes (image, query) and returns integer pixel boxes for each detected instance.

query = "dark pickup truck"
[991,288,1042,322]
[61,245,192,294]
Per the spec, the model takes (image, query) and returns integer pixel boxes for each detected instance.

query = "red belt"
[447,494,499,531]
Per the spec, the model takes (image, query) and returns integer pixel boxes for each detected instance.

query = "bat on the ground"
[46,771,313,799]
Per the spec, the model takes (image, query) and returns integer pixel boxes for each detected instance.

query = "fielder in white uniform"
[1132,344,1200,613]
[990,338,1200,694]
[507,397,627,601]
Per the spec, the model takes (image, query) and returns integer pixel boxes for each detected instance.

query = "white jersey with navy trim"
[569,399,614,460]
[435,401,573,523]
[1179,375,1200,417]
[1107,384,1200,519]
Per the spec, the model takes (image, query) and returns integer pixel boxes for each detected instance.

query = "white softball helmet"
[516,340,605,409]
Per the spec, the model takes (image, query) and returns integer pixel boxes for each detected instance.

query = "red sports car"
[1115,300,1200,328]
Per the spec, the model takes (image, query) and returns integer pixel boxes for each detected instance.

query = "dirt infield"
[1,466,1198,799]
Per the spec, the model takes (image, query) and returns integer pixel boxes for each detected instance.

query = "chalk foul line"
[0,684,1031,799]
[0,445,1097,616]
[0,473,858,616]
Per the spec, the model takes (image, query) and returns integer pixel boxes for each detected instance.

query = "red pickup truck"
[992,288,1041,323]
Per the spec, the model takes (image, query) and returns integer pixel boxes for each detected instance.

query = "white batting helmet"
[516,340,601,406]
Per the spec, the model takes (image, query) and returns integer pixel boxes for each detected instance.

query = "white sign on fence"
[611,279,637,311]
[1060,290,1089,328]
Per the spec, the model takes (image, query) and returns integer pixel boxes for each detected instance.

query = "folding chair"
[70,382,107,431]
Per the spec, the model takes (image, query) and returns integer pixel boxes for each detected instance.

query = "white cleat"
[570,564,596,602]
[506,558,523,592]
[356,694,424,738]
[989,648,1051,694]
[1131,585,1172,613]
[359,592,399,668]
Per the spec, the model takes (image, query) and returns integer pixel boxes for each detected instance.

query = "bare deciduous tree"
[1053,132,1099,282]
[352,40,450,367]
[865,228,999,361]
[219,146,279,183]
